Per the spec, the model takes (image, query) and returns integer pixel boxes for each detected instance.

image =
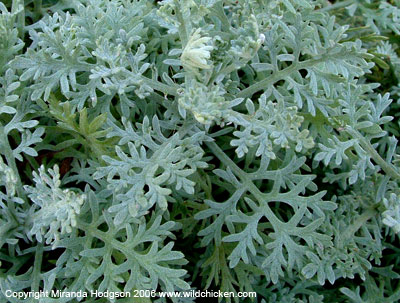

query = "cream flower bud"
[181,29,214,72]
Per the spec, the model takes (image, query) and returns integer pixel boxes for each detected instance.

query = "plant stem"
[34,0,42,21]
[342,208,376,240]
[346,127,400,181]
[141,77,179,97]
[211,2,231,32]
[11,0,24,38]
[205,141,282,227]
[31,243,44,292]
[237,57,326,99]
[317,0,355,13]
[174,0,189,47]
[0,125,26,203]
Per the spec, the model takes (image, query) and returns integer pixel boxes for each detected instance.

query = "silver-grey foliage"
[1,0,400,302]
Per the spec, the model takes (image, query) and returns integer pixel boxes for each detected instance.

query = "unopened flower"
[181,29,214,72]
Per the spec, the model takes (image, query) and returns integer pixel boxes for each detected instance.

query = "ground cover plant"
[1,0,400,302]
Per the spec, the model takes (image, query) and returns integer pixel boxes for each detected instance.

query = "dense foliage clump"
[1,0,400,302]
